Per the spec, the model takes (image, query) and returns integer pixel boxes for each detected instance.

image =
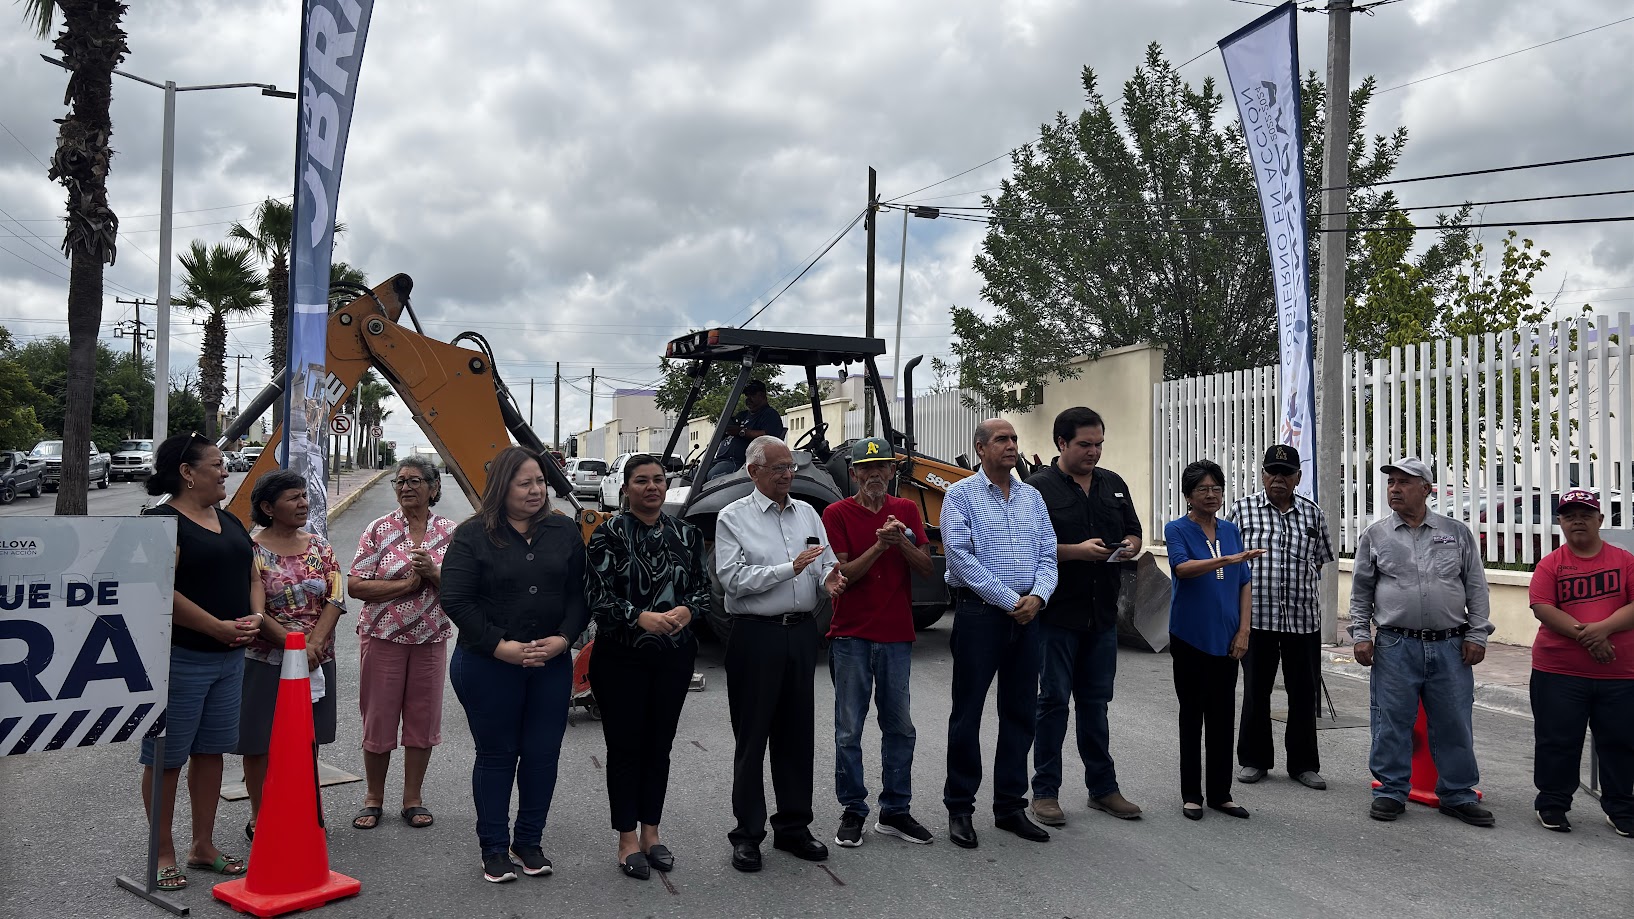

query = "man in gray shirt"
[716,436,846,872]
[1349,457,1494,827]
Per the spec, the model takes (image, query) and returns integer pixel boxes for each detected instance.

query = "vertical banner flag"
[283,0,375,536]
[1219,2,1317,498]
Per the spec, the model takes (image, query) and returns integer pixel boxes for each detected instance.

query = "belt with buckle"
[732,610,811,627]
[951,586,1031,606]
[1378,623,1470,642]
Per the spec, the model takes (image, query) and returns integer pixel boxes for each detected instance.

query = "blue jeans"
[449,646,571,856]
[140,646,244,770]
[1368,631,1479,806]
[829,638,915,818]
[1032,622,1120,800]
[943,597,1042,819]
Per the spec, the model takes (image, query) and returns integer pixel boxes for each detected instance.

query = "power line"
[722,208,870,326]
[937,210,1634,235]
[742,206,868,328]
[1377,14,1634,94]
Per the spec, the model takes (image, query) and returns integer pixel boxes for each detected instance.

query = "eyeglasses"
[1192,485,1225,495]
[755,463,799,475]
[392,477,427,488]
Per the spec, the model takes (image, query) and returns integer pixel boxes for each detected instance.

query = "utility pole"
[589,368,597,434]
[529,378,535,428]
[113,297,156,367]
[228,353,253,420]
[1316,0,1352,646]
[554,362,561,449]
[864,167,877,436]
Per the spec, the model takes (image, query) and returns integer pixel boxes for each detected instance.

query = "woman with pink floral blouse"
[347,455,458,830]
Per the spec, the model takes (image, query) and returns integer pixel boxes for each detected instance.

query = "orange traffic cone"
[1372,701,1484,807]
[214,633,360,916]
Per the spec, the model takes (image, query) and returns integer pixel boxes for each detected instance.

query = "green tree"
[955,44,1468,410]
[0,328,49,450]
[329,261,367,311]
[655,352,812,432]
[173,240,266,438]
[166,371,206,438]
[24,0,130,513]
[354,370,392,466]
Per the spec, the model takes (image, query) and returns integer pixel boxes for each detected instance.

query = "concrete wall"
[1146,545,1538,646]
[784,397,853,446]
[1001,343,1166,533]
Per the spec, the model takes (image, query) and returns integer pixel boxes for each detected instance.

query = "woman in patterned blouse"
[346,455,457,830]
[585,454,710,880]
[239,469,346,840]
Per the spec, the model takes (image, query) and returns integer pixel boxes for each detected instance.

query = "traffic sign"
[371,425,383,437]
[330,415,353,435]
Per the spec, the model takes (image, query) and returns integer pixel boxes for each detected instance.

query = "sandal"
[185,852,246,876]
[245,819,255,842]
[401,805,434,828]
[352,806,384,830]
[155,865,188,891]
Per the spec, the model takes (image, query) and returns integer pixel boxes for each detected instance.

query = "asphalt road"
[3,478,1633,918]
[0,473,255,517]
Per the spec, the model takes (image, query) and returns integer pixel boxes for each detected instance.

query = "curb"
[1320,649,1533,719]
[329,469,392,521]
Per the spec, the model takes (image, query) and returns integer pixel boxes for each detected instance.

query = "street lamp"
[41,55,296,445]
[892,205,939,400]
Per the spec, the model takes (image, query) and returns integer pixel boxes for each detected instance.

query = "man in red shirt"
[1527,488,1634,837]
[822,436,935,848]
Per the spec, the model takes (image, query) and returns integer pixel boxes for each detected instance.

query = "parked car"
[240,445,265,469]
[30,439,110,492]
[598,452,685,510]
[564,457,606,499]
[110,438,156,481]
[0,450,45,504]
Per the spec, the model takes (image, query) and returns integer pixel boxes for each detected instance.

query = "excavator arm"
[223,274,608,542]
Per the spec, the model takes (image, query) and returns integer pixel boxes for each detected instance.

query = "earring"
[186,481,194,490]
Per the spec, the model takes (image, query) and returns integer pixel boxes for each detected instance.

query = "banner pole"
[116,735,190,915]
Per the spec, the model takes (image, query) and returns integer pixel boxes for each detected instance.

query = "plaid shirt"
[1225,492,1336,633]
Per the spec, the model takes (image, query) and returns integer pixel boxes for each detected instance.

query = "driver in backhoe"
[706,380,786,481]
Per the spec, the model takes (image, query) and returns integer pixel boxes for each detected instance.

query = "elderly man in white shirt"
[716,435,846,873]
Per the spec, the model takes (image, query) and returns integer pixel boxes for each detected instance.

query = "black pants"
[1530,669,1634,819]
[1171,634,1239,806]
[943,598,1042,819]
[725,615,819,845]
[1237,628,1322,775]
[590,636,697,832]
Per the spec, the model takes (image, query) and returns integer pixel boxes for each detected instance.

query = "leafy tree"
[24,0,129,513]
[166,371,206,438]
[329,260,367,310]
[173,240,266,438]
[954,44,1468,410]
[0,328,48,450]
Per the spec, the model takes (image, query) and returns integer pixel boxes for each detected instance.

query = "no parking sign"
[0,517,176,756]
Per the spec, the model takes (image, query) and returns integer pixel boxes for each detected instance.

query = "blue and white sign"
[283,0,375,536]
[1219,1,1318,498]
[0,517,177,756]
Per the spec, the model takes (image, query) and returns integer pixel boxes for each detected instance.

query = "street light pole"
[891,206,939,402]
[40,56,295,444]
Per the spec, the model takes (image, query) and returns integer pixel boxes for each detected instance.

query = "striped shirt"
[1225,492,1336,633]
[941,471,1058,610]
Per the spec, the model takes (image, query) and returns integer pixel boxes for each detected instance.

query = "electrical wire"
[1377,14,1634,94]
[936,210,1634,235]
[741,206,868,328]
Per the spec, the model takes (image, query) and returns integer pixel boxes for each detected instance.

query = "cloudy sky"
[2,0,1630,454]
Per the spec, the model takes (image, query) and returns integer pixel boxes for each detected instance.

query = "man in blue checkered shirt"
[1224,444,1335,791]
[940,418,1058,849]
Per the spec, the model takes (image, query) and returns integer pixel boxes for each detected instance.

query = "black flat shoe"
[994,812,1050,842]
[1183,805,1204,821]
[1209,803,1251,819]
[645,843,674,872]
[948,814,978,849]
[620,852,651,880]
[731,842,762,873]
[772,835,829,862]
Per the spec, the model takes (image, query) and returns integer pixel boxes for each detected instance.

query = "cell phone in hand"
[1106,541,1131,562]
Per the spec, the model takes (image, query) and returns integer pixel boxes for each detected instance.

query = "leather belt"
[951,586,1031,605]
[1378,623,1470,642]
[732,610,811,627]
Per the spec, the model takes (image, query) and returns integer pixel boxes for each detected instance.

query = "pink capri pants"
[359,636,448,753]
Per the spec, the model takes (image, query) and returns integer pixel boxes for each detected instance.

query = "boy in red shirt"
[1528,488,1634,837]
[821,437,935,848]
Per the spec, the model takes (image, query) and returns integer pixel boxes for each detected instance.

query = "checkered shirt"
[1225,492,1336,633]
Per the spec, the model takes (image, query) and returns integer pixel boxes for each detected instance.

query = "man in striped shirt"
[941,418,1059,849]
[1225,444,1336,792]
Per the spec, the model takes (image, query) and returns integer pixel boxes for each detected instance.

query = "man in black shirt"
[1024,407,1144,825]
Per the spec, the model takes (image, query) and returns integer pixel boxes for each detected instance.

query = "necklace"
[1207,537,1225,580]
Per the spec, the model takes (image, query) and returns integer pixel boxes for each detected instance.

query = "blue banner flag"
[283,0,374,535]
[1219,2,1317,498]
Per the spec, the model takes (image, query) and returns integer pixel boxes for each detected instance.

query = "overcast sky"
[3,0,1630,454]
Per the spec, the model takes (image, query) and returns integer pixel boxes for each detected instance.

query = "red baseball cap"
[1558,488,1600,513]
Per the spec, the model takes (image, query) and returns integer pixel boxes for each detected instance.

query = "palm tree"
[173,241,266,439]
[227,198,292,420]
[25,1,129,515]
[354,371,393,467]
[329,260,369,311]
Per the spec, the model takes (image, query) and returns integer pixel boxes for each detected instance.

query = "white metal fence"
[1153,314,1634,565]
[843,389,991,465]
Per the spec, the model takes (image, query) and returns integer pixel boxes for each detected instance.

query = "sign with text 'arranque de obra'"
[0,517,177,757]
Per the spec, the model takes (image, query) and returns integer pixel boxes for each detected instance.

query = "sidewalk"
[1323,624,1533,717]
[323,466,392,521]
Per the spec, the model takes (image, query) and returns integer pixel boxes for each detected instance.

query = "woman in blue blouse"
[1164,459,1265,820]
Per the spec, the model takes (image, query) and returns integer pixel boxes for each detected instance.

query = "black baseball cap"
[743,379,767,394]
[1263,444,1300,473]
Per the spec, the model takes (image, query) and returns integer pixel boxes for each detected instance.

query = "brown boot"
[1089,792,1143,820]
[1028,797,1066,826]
